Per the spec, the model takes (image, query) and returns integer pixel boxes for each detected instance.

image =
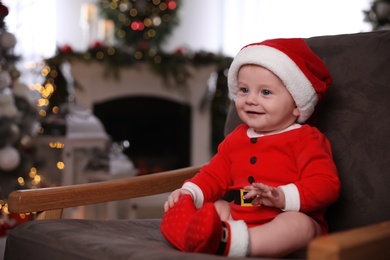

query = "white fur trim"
[228,45,318,123]
[227,220,249,257]
[279,183,300,211]
[247,123,301,138]
[182,182,204,209]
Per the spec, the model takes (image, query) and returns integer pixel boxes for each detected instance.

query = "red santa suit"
[183,123,340,233]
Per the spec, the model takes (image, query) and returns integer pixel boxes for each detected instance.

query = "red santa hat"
[227,38,332,124]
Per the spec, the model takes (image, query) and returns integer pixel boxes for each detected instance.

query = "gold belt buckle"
[240,189,254,206]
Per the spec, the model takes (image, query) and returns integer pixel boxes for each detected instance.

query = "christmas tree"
[99,0,181,50]
[364,0,390,30]
[0,1,39,236]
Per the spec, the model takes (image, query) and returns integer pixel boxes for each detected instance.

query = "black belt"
[232,189,257,206]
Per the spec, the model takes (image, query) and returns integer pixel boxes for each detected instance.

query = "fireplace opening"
[93,96,191,175]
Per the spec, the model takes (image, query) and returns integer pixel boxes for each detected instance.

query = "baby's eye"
[239,87,249,93]
[261,89,271,95]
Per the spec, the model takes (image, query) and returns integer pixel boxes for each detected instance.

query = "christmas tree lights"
[0,1,41,235]
[99,0,181,50]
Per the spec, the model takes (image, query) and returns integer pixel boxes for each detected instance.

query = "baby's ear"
[293,107,300,117]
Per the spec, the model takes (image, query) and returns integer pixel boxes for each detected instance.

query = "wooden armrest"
[308,220,390,260]
[8,166,200,215]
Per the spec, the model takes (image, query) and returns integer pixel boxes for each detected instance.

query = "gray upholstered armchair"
[4,30,390,260]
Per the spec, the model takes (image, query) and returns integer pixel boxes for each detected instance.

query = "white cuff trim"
[279,184,300,211]
[227,220,249,257]
[182,182,204,209]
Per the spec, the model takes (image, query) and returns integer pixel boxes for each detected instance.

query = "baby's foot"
[184,202,223,254]
[160,194,197,251]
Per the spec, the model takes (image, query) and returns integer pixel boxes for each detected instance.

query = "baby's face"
[235,65,300,135]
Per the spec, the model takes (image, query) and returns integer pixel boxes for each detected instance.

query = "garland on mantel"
[42,43,232,111]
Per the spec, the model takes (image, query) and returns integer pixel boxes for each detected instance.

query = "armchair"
[4,30,390,260]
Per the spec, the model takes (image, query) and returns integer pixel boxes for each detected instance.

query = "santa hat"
[227,38,332,124]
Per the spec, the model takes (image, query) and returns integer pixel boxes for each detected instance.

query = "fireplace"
[94,96,191,175]
[70,61,216,169]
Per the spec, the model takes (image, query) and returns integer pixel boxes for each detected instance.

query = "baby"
[161,38,340,258]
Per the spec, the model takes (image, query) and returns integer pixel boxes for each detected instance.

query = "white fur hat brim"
[228,43,322,124]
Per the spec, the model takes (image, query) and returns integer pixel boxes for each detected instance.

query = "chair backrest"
[224,30,390,233]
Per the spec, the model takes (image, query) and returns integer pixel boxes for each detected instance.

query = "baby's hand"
[164,188,192,212]
[243,183,285,209]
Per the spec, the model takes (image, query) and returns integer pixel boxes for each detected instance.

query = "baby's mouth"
[246,110,264,115]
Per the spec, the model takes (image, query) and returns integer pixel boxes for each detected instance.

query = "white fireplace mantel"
[70,61,217,166]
